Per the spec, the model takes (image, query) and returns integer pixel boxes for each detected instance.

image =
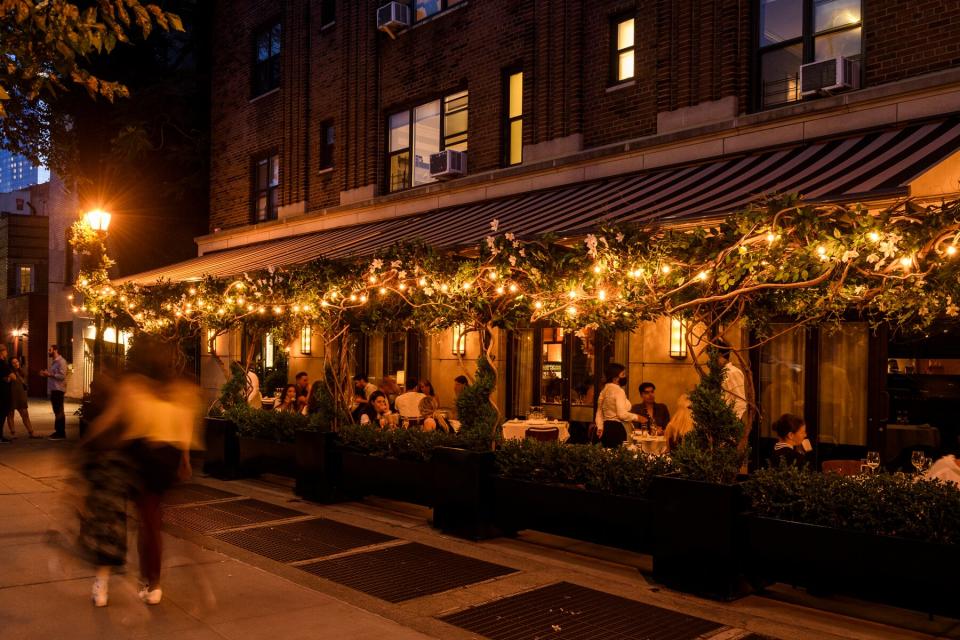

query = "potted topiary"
[651,347,749,599]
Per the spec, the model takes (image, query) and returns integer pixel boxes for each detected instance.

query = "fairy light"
[568,290,577,299]
[80,278,88,286]
[566,306,578,316]
[899,256,913,268]
[302,304,310,312]
[869,231,880,242]
[593,265,602,274]
[234,282,244,290]
[946,245,957,257]
[321,300,329,307]
[496,286,505,295]
[293,304,301,312]
[349,293,357,301]
[463,282,472,290]
[766,233,777,243]
[67,294,73,300]
[697,270,709,281]
[247,304,254,311]
[369,275,377,283]
[258,306,266,314]
[237,296,245,305]
[597,289,607,301]
[509,283,518,293]
[817,246,827,256]
[488,272,498,281]
[379,287,387,295]
[419,277,427,286]
[440,284,449,293]
[273,306,282,314]
[399,282,407,291]
[189,287,197,295]
[359,294,367,303]
[217,308,225,316]
[534,300,543,309]
[661,265,671,274]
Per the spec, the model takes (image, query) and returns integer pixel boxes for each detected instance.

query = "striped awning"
[120,117,960,285]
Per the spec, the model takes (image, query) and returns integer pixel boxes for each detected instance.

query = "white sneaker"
[92,577,108,607]
[138,585,162,605]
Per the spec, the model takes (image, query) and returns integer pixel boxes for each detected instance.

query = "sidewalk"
[1,400,957,640]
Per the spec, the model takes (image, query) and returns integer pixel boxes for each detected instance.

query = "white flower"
[585,234,598,258]
[519,248,526,257]
[490,218,499,232]
[391,260,402,269]
[423,287,434,296]
[486,236,499,255]
[509,255,517,266]
[370,258,383,271]
[616,233,624,243]
[505,232,515,241]
[398,270,407,279]
[841,249,860,262]
[947,296,959,317]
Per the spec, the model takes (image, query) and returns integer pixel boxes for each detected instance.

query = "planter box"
[432,447,497,540]
[651,475,747,600]
[338,450,435,506]
[203,417,239,479]
[237,436,297,477]
[294,430,340,502]
[744,515,960,617]
[492,477,654,552]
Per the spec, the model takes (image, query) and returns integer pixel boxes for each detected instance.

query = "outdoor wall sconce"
[669,317,687,359]
[300,326,312,355]
[396,370,406,387]
[452,323,467,356]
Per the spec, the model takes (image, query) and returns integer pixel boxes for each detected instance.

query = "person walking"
[0,346,13,444]
[7,357,38,438]
[40,344,68,439]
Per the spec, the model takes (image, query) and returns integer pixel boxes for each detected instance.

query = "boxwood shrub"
[335,423,492,462]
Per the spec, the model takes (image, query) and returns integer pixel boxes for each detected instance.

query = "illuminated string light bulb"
[217,308,225,316]
[597,289,607,301]
[398,282,406,291]
[258,307,266,314]
[509,283,518,293]
[225,297,233,304]
[869,231,880,242]
[350,293,358,302]
[237,296,245,305]
[71,306,78,313]
[369,275,377,283]
[488,272,498,281]
[496,286,505,295]
[661,265,671,274]
[593,265,602,274]
[766,233,777,243]
[321,300,329,307]
[80,278,88,286]
[189,287,196,295]
[419,277,427,286]
[67,294,73,300]
[247,304,254,311]
[463,282,471,290]
[440,284,449,292]
[566,306,578,316]
[330,290,338,299]
[816,246,827,256]
[234,282,244,290]
[302,304,310,312]
[899,256,913,268]
[293,304,301,312]
[273,306,282,314]
[379,287,387,295]
[175,310,182,317]
[534,300,543,309]
[359,294,367,303]
[697,270,709,281]
[568,290,577,299]
[946,245,957,257]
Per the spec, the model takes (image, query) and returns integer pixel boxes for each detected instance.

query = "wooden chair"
[821,459,863,476]
[525,426,560,442]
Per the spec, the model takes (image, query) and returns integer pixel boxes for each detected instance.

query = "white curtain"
[818,323,868,445]
[759,325,806,436]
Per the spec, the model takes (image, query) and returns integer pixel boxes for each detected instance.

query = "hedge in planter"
[225,405,316,477]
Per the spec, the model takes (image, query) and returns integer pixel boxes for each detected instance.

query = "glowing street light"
[83,208,112,232]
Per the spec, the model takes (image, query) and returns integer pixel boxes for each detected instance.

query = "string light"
[697,270,709,281]
[534,300,543,309]
[593,265,602,274]
[488,272,498,281]
[946,245,957,257]
[766,233,777,243]
[369,275,377,283]
[258,306,266,314]
[189,287,196,295]
[566,306,578,316]
[661,265,671,274]
[899,256,913,268]
[378,287,387,295]
[419,277,427,286]
[398,282,406,291]
[509,283,518,293]
[359,294,367,303]
[349,293,357,302]
[496,286,505,295]
[597,289,607,301]
[273,306,282,314]
[440,284,449,292]
[463,282,471,290]
[568,290,577,299]
[817,246,827,256]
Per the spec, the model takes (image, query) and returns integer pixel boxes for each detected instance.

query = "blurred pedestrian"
[7,357,37,438]
[39,344,68,440]
[0,345,12,443]
[79,336,201,607]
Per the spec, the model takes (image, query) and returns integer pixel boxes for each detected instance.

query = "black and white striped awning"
[120,117,960,285]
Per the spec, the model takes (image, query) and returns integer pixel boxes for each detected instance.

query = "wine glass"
[911,450,925,474]
[866,451,881,473]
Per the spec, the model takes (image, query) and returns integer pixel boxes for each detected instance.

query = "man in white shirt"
[716,340,746,421]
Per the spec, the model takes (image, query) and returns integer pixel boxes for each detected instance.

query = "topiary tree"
[455,353,499,444]
[671,347,748,484]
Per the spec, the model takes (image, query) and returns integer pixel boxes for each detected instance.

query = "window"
[320,0,335,27]
[319,122,335,170]
[15,265,33,294]
[612,16,635,83]
[387,90,468,192]
[57,321,73,363]
[414,0,461,22]
[301,326,312,355]
[503,70,523,166]
[757,0,861,109]
[253,154,279,222]
[252,21,281,96]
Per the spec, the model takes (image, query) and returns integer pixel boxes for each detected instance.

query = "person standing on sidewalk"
[7,357,38,438]
[39,344,68,440]
[0,346,13,444]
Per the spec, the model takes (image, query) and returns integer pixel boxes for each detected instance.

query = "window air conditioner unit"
[377,2,410,38]
[800,56,860,96]
[429,149,467,179]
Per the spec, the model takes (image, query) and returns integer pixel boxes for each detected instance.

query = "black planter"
[203,417,239,479]
[431,447,497,540]
[338,451,436,506]
[651,475,747,600]
[744,515,960,617]
[294,430,341,502]
[237,436,297,477]
[492,477,655,551]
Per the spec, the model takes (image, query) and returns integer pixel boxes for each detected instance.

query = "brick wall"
[209,0,960,233]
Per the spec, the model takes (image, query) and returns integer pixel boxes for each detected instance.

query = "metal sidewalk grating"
[213,517,397,563]
[439,581,724,640]
[163,483,240,506]
[299,542,516,603]
[164,498,305,533]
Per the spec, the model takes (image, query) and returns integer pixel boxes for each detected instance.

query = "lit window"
[414,0,461,21]
[758,0,861,109]
[253,154,279,222]
[252,21,281,96]
[387,91,468,192]
[16,265,33,294]
[612,17,635,83]
[301,326,312,355]
[503,70,523,166]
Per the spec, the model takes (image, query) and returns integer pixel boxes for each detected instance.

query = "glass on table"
[865,450,881,473]
[911,450,925,474]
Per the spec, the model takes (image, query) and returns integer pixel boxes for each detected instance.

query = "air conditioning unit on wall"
[377,2,411,38]
[800,57,861,96]
[430,150,467,179]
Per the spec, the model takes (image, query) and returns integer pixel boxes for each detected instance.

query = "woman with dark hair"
[274,384,299,413]
[770,413,809,468]
[594,362,639,448]
[417,379,439,411]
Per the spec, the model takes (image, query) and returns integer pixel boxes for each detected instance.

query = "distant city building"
[0,149,43,192]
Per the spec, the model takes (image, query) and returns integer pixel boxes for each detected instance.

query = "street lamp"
[83,208,112,232]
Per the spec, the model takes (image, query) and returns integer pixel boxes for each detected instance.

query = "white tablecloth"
[635,435,667,455]
[502,420,569,442]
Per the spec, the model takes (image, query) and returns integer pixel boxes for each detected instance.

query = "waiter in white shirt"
[716,339,747,421]
[594,363,639,448]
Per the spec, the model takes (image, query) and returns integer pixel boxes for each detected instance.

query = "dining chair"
[525,426,560,442]
[821,459,863,476]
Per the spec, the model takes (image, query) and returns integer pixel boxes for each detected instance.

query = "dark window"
[320,121,335,170]
[320,0,335,27]
[757,0,861,109]
[253,154,279,222]
[57,321,74,363]
[611,15,635,83]
[387,91,468,192]
[414,0,462,22]
[503,70,523,166]
[252,21,281,96]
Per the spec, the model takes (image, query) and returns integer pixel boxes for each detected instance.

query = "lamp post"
[82,208,111,376]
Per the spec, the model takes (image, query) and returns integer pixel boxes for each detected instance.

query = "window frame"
[386,90,468,193]
[610,13,636,85]
[252,151,280,223]
[502,68,523,167]
[251,18,282,97]
[320,0,336,28]
[413,0,461,23]
[319,121,335,171]
[15,264,34,294]
[754,0,863,111]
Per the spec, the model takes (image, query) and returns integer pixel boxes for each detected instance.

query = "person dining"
[770,413,810,468]
[353,373,378,403]
[294,371,309,412]
[417,379,440,412]
[630,382,670,432]
[716,339,747,421]
[360,391,398,429]
[274,384,299,413]
[664,394,693,452]
[378,376,402,409]
[394,388,426,420]
[594,363,639,449]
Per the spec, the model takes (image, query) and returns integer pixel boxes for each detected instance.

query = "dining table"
[631,433,668,455]
[502,419,570,442]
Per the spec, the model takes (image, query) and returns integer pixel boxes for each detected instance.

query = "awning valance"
[119,117,960,286]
